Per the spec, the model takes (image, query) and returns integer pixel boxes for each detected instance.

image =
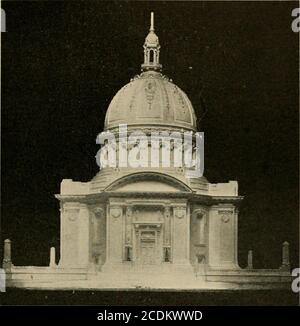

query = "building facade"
[2,14,291,289]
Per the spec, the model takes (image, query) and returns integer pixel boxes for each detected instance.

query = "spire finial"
[141,12,162,72]
[150,12,154,32]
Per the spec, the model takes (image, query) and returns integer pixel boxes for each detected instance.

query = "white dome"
[104,71,197,131]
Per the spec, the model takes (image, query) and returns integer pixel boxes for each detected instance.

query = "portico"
[102,196,191,272]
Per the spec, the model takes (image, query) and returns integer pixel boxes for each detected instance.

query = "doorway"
[139,230,156,265]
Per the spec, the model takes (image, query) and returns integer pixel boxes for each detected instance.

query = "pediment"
[105,172,191,193]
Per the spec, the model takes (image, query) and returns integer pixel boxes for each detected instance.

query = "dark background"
[1,0,299,272]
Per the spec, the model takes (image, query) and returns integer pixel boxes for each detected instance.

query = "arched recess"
[149,49,154,63]
[104,171,192,193]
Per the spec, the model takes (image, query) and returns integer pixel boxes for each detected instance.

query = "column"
[281,241,290,269]
[60,202,80,268]
[78,204,90,267]
[247,250,253,269]
[49,247,56,268]
[172,205,189,265]
[92,207,104,266]
[163,207,171,262]
[106,204,123,265]
[124,207,133,261]
[207,205,237,269]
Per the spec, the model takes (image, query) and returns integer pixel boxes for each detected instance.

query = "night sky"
[1,1,299,269]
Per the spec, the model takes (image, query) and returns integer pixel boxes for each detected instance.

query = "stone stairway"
[86,264,206,289]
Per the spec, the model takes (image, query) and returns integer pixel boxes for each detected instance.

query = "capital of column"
[93,207,104,218]
[164,206,171,217]
[126,206,133,217]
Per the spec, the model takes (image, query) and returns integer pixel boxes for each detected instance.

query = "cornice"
[55,192,244,206]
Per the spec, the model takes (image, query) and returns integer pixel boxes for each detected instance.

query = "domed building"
[3,13,291,289]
